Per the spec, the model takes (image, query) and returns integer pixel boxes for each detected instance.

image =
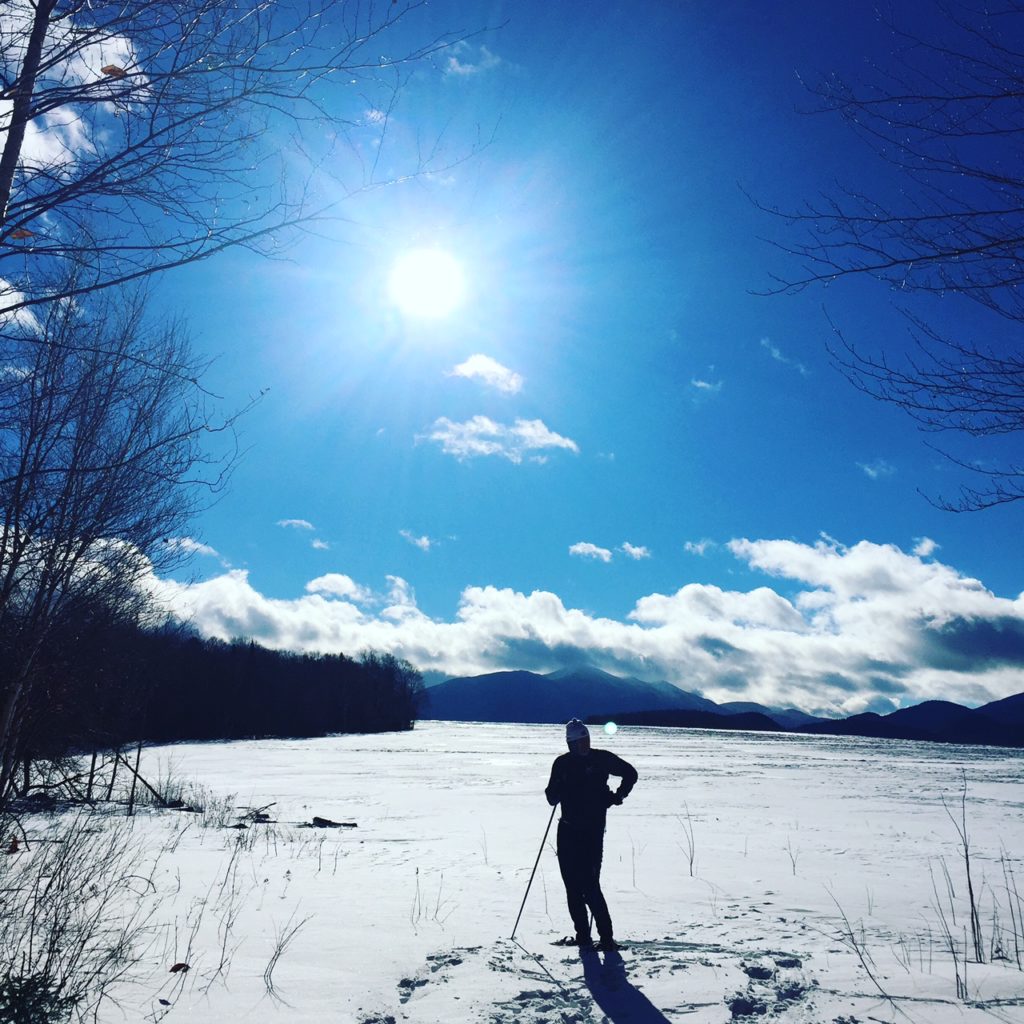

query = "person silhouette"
[545,718,638,950]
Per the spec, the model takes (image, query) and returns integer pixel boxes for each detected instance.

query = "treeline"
[138,631,424,743]
[22,617,424,767]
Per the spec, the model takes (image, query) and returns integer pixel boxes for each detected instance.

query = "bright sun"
[388,248,465,318]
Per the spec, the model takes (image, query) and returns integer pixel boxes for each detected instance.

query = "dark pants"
[556,820,613,942]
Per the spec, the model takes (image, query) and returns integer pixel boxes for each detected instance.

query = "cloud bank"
[149,535,1024,716]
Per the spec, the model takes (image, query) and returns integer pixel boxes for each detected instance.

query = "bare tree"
[0,0,480,317]
[762,1,1024,510]
[0,285,236,804]
[0,2,481,804]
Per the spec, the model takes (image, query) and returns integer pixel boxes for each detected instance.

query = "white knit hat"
[565,718,590,742]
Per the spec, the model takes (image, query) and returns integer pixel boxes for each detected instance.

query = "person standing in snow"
[545,718,638,951]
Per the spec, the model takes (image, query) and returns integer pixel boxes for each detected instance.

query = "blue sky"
[134,1,1024,715]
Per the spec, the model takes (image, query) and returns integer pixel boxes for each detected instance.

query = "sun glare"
[389,248,465,318]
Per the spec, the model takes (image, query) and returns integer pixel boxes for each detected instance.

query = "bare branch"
[761,2,1024,511]
[0,0,491,312]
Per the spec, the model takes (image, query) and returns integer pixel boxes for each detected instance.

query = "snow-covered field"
[25,722,1024,1023]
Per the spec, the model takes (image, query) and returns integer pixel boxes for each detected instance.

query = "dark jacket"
[545,748,638,829]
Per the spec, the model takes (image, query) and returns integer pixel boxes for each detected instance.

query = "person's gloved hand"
[605,790,623,807]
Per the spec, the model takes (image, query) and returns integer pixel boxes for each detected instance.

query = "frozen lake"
[33,722,1024,1022]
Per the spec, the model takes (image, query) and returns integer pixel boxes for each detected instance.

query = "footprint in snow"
[397,945,482,1003]
[729,954,815,1019]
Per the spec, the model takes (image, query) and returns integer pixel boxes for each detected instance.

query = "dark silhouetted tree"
[129,632,425,743]
[0,286,232,803]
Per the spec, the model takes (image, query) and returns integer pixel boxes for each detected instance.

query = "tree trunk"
[0,682,28,806]
[106,749,119,801]
[86,751,98,801]
[126,739,142,816]
[0,0,56,225]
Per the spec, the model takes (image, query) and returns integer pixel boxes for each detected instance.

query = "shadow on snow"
[581,950,672,1024]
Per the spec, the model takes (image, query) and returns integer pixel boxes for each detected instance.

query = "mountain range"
[420,666,1024,748]
[423,666,824,729]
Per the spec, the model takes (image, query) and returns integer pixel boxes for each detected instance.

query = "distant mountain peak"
[545,665,629,683]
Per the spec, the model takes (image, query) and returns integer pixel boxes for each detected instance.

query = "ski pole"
[511,803,557,940]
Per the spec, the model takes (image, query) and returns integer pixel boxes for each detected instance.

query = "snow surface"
[29,723,1024,1022]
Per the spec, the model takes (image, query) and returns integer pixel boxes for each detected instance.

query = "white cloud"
[163,537,220,559]
[620,542,651,560]
[305,573,372,603]
[383,575,423,622]
[858,459,896,480]
[16,106,94,171]
[63,28,137,91]
[569,542,613,563]
[913,537,939,558]
[684,539,715,556]
[690,378,722,394]
[448,354,524,395]
[277,518,315,530]
[400,530,435,552]
[444,43,502,77]
[423,416,579,463]
[147,536,1024,717]
[0,278,40,332]
[630,583,808,632]
[311,539,330,550]
[760,336,809,376]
